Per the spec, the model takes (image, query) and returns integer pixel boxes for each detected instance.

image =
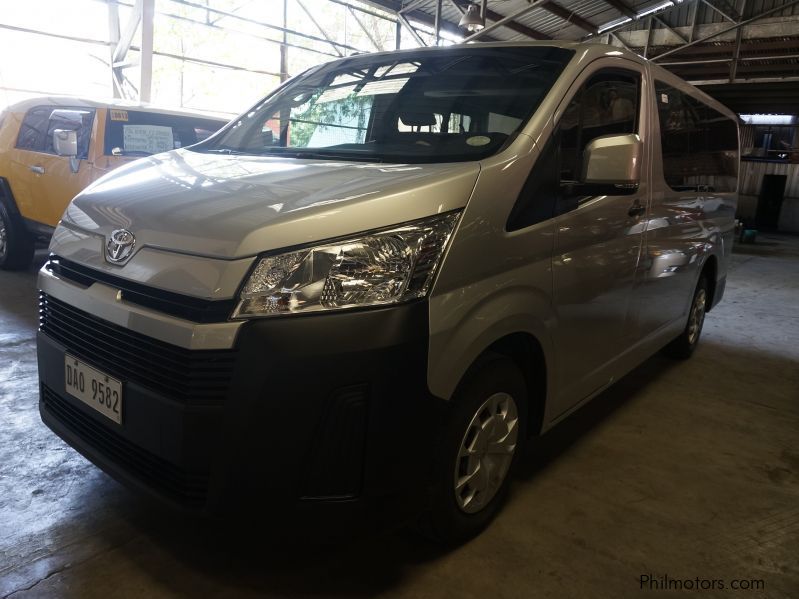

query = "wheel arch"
[0,177,22,217]
[480,332,548,439]
[700,253,719,312]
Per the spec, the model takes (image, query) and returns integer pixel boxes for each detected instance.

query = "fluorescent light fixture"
[637,1,674,18]
[740,114,797,125]
[598,16,632,33]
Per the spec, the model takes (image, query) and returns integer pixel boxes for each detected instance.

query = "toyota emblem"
[106,229,136,264]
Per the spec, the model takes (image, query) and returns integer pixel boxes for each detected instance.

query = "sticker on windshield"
[466,135,491,147]
[110,110,129,121]
[123,124,174,154]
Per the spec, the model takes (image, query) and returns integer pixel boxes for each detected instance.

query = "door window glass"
[46,109,95,159]
[16,106,51,152]
[16,105,95,159]
[655,81,738,192]
[560,71,640,184]
[507,68,640,232]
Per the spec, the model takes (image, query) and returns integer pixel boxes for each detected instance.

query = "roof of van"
[3,96,231,122]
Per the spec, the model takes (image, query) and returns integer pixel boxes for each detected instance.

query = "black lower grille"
[41,384,209,507]
[39,293,235,405]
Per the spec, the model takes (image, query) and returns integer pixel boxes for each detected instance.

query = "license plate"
[64,354,123,424]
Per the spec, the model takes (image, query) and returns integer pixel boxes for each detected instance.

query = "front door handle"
[628,200,645,218]
[29,165,45,175]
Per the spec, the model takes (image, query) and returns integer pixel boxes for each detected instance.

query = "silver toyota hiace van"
[37,42,739,542]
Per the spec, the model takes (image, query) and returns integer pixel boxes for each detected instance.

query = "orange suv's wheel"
[0,200,34,270]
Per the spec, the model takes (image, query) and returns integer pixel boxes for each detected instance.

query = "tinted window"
[104,110,226,156]
[560,70,639,183]
[197,47,574,164]
[16,106,51,152]
[16,105,94,159]
[655,81,738,192]
[507,69,640,231]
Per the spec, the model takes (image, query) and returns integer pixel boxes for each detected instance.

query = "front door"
[550,64,650,413]
[7,104,96,227]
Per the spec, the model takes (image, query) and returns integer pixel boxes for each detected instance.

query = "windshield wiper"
[200,147,248,155]
[260,149,381,163]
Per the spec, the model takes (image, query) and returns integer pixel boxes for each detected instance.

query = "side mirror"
[581,134,642,187]
[53,129,78,157]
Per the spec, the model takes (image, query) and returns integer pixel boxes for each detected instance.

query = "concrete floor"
[1,235,798,599]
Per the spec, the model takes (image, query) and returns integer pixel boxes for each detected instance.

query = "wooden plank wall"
[740,161,799,198]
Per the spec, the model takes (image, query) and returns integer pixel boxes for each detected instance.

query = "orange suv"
[0,97,227,269]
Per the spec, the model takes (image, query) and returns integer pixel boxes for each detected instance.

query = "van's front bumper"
[37,297,443,533]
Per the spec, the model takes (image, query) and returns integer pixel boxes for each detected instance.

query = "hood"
[61,149,480,260]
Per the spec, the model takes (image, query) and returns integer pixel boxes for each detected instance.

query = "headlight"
[233,211,461,318]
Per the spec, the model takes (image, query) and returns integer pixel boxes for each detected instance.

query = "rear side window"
[16,105,95,159]
[104,110,225,156]
[655,81,738,193]
[16,106,51,152]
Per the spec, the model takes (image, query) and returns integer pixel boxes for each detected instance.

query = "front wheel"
[418,356,527,544]
[0,200,34,270]
[663,274,708,359]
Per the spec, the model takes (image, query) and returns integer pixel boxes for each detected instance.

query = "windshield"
[104,109,227,156]
[195,46,573,163]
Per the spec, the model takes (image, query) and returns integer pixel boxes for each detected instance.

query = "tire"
[418,355,527,544]
[0,198,35,270]
[663,274,708,360]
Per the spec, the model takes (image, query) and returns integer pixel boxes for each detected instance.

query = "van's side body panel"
[427,46,738,431]
[636,63,738,337]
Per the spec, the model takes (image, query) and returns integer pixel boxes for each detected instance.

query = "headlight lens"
[233,211,461,318]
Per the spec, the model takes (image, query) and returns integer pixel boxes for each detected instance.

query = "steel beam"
[112,0,142,64]
[107,0,123,97]
[602,0,636,19]
[349,6,386,51]
[654,15,688,44]
[540,1,598,34]
[463,0,549,42]
[139,0,153,102]
[167,0,362,54]
[610,31,632,52]
[368,0,480,41]
[729,0,746,81]
[652,0,799,61]
[700,0,738,23]
[297,0,345,56]
[398,0,429,14]
[659,53,799,65]
[688,0,700,42]
[397,11,426,45]
[434,0,442,45]
[451,0,551,40]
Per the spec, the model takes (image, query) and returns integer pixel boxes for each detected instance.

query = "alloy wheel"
[687,288,707,345]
